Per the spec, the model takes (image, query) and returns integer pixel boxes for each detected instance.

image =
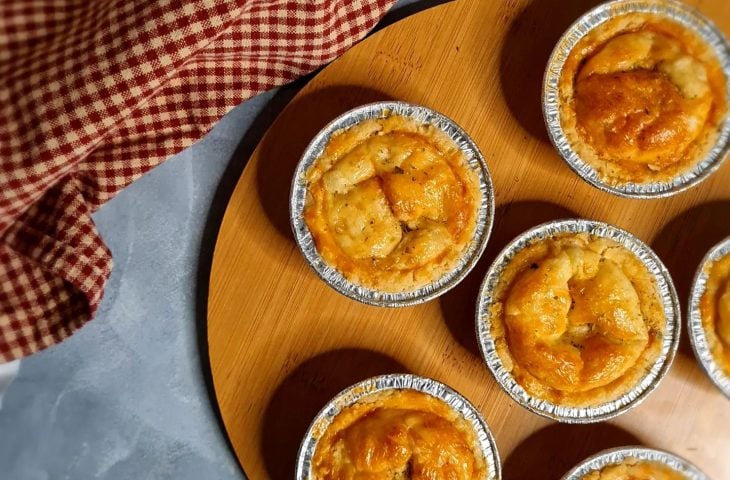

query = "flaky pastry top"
[700,252,730,376]
[311,390,487,479]
[489,233,665,406]
[581,458,687,480]
[304,115,480,292]
[560,13,726,185]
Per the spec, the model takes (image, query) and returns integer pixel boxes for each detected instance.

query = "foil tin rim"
[290,101,495,307]
[542,0,730,198]
[688,236,730,398]
[475,218,681,423]
[560,446,710,479]
[294,373,502,480]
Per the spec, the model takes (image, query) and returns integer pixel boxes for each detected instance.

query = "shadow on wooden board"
[499,0,604,142]
[652,200,730,358]
[255,86,393,241]
[260,348,408,479]
[503,422,643,480]
[440,200,577,358]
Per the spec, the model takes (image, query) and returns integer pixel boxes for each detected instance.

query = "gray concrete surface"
[0,1,431,478]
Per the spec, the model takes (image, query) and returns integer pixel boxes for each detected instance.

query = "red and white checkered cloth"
[0,0,395,361]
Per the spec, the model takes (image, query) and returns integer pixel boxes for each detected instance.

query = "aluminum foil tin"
[561,446,709,480]
[475,219,681,423]
[295,373,502,480]
[542,0,730,198]
[688,236,730,398]
[290,101,495,307]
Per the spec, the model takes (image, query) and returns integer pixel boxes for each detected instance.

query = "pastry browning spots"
[489,233,666,406]
[581,458,687,480]
[311,390,487,479]
[560,13,727,185]
[700,252,730,376]
[303,114,480,292]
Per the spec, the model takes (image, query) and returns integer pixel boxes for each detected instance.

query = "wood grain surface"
[207,1,730,478]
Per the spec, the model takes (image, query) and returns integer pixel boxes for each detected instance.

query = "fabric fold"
[0,0,396,360]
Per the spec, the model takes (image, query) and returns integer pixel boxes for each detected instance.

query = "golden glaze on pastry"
[303,115,480,292]
[311,390,487,479]
[581,458,687,480]
[560,13,727,185]
[700,252,730,376]
[489,233,665,406]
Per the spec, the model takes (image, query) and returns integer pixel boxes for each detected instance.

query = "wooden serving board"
[207,1,730,478]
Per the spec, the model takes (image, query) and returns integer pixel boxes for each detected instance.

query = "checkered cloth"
[0,0,395,361]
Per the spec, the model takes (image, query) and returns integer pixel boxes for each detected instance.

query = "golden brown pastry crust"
[311,390,487,479]
[700,252,730,376]
[559,13,727,185]
[581,458,687,480]
[489,233,665,406]
[303,115,480,292]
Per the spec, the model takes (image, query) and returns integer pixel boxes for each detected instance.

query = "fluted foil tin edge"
[294,373,502,480]
[688,236,730,398]
[290,101,495,307]
[561,446,710,480]
[542,0,730,198]
[475,219,681,423]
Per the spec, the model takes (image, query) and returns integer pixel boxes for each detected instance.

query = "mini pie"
[580,458,686,480]
[700,251,730,376]
[559,13,727,185]
[489,233,665,406]
[303,114,480,292]
[311,389,487,479]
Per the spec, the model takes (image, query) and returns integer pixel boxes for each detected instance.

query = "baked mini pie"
[303,114,480,292]
[699,251,730,376]
[559,13,727,185]
[311,389,487,479]
[580,458,686,480]
[489,233,665,406]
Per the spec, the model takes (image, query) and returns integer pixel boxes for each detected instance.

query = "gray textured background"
[0,1,430,479]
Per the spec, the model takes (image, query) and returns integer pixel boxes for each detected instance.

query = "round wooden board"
[207,1,730,478]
